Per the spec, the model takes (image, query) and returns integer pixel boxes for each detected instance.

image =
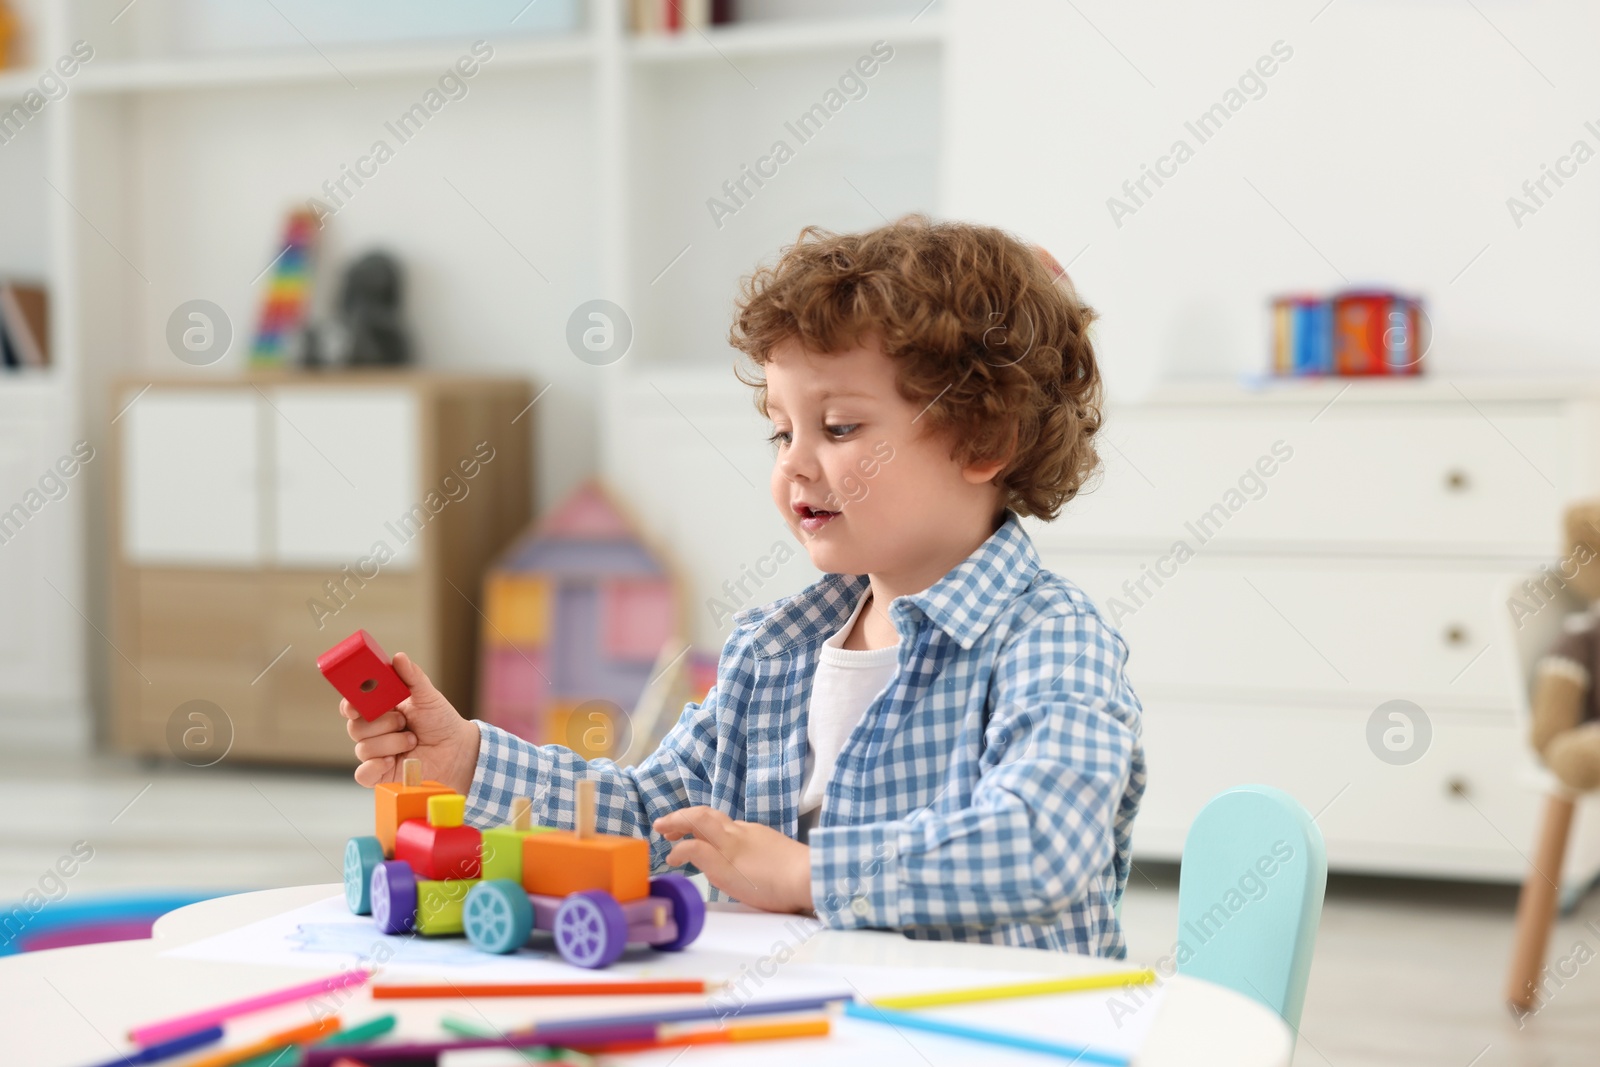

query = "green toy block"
[480,825,555,883]
[416,878,474,936]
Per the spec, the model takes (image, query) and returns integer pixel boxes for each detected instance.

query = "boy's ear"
[960,426,1017,484]
[962,455,1007,484]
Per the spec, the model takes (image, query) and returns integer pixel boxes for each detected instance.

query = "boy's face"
[764,336,1002,582]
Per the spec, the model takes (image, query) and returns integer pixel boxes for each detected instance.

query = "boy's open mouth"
[793,502,839,533]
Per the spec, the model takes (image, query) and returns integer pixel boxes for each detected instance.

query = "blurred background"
[3,1,1600,1061]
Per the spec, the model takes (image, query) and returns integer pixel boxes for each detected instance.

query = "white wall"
[942,0,1600,397]
[627,42,942,365]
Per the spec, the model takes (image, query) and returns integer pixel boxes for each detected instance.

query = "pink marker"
[127,967,370,1046]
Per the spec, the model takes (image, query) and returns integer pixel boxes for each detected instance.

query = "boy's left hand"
[653,807,813,914]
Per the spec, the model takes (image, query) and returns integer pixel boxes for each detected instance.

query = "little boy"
[342,215,1145,956]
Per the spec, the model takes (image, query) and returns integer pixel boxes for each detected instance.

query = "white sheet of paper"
[162,893,1165,1060]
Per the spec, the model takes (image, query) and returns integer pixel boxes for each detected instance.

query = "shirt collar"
[737,510,1040,658]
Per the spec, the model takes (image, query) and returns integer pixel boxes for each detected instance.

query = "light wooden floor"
[5,747,1599,1064]
[1122,862,1600,1066]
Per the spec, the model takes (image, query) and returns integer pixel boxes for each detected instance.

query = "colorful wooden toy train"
[343,760,704,968]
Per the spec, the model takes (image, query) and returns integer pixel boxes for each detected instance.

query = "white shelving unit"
[0,0,945,750]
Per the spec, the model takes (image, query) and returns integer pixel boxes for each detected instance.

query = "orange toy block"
[374,760,453,858]
[521,831,649,902]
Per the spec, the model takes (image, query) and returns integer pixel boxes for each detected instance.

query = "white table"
[7,885,1292,1066]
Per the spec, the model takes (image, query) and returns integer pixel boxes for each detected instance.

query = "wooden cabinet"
[110,374,533,765]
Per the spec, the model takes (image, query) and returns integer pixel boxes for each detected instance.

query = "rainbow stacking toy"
[343,761,704,968]
[250,208,317,367]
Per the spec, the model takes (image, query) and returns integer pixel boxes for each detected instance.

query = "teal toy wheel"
[343,836,384,915]
[463,880,533,955]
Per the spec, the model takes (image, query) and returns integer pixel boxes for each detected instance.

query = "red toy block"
[395,813,481,881]
[318,629,411,722]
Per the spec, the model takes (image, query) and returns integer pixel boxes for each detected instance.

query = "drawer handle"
[1444,469,1471,492]
[1447,777,1471,799]
[1444,624,1470,646]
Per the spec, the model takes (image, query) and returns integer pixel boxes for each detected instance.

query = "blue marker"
[81,1024,224,1067]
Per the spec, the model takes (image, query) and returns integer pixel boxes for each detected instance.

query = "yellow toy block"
[428,793,466,828]
[481,797,554,883]
[375,760,451,858]
[484,576,551,646]
[415,878,473,936]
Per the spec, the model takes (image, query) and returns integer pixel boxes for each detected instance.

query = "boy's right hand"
[341,652,480,796]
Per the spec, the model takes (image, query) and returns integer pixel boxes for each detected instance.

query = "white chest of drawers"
[612,372,1600,883]
[1035,378,1600,882]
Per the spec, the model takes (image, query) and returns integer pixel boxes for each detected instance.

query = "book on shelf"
[0,280,48,371]
[631,0,731,35]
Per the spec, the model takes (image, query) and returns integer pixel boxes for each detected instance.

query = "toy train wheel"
[463,880,533,955]
[343,836,385,915]
[647,874,706,952]
[371,860,417,935]
[553,890,628,969]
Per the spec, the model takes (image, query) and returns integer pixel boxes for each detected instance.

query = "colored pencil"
[870,969,1157,1010]
[588,1015,832,1053]
[228,1048,308,1067]
[436,990,853,1044]
[127,967,370,1045]
[305,994,853,1067]
[517,991,853,1031]
[300,1024,659,1067]
[316,1013,398,1045]
[372,978,713,998]
[181,1017,341,1067]
[305,1016,831,1065]
[80,1024,224,1067]
[844,1001,1129,1066]
[438,1018,587,1063]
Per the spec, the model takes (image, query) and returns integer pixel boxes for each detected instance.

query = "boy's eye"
[767,429,791,447]
[825,424,859,438]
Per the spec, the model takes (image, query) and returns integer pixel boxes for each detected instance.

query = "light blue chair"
[1176,784,1327,1033]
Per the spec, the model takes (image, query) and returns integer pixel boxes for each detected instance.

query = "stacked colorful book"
[629,0,732,34]
[1271,289,1425,377]
[0,280,48,371]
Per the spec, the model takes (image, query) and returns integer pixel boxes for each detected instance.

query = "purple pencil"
[300,1021,659,1066]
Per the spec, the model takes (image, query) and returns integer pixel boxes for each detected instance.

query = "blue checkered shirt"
[464,510,1146,956]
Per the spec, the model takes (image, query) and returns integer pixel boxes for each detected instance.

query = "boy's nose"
[777,439,820,482]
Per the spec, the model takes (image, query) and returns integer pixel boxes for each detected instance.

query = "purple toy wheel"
[552,890,628,969]
[371,860,417,935]
[648,874,706,951]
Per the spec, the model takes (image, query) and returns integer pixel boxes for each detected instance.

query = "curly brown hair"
[728,214,1102,522]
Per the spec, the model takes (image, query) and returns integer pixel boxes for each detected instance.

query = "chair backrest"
[1498,570,1584,739]
[1176,784,1327,1032]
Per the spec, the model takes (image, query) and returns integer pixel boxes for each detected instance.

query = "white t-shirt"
[797,590,901,843]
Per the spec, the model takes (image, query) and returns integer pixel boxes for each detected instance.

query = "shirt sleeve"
[462,681,729,874]
[806,607,1139,931]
